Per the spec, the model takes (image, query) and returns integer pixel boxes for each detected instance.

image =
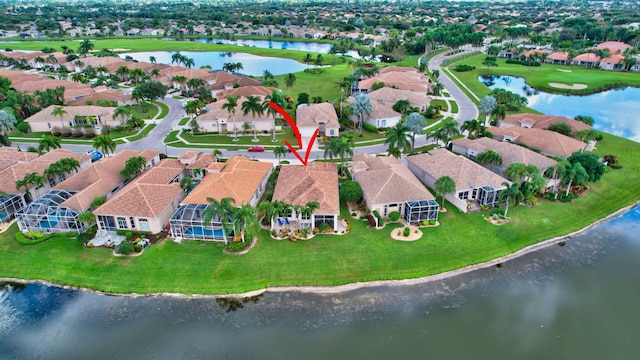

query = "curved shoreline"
[3,200,638,299]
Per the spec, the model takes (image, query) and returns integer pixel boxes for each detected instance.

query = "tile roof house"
[94,159,186,234]
[296,103,339,150]
[347,95,401,128]
[571,53,600,68]
[0,148,92,223]
[599,54,625,71]
[450,137,557,177]
[356,67,431,94]
[498,113,591,134]
[24,105,119,134]
[272,162,340,231]
[487,126,587,158]
[170,157,272,241]
[596,41,633,54]
[365,87,431,112]
[199,97,276,133]
[16,150,159,234]
[352,155,438,225]
[545,51,570,65]
[407,149,509,213]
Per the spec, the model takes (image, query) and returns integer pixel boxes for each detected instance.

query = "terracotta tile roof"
[451,137,557,171]
[54,150,146,211]
[218,86,277,98]
[596,41,632,54]
[93,159,185,218]
[24,105,116,126]
[199,98,275,123]
[572,53,600,62]
[600,54,625,64]
[407,149,509,192]
[487,127,586,158]
[272,162,339,215]
[296,103,339,128]
[352,155,434,205]
[347,96,401,120]
[365,87,431,108]
[188,154,213,169]
[0,149,90,194]
[206,162,226,171]
[179,151,199,164]
[359,68,431,92]
[547,51,569,61]
[502,113,591,133]
[182,156,272,206]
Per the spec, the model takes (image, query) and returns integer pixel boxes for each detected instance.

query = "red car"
[248,146,265,152]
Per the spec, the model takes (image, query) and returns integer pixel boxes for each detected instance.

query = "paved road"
[428,52,479,123]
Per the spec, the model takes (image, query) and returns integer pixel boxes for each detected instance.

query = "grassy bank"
[446,53,640,96]
[1,133,638,295]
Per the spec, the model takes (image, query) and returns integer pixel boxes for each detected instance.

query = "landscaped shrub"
[16,122,30,134]
[319,222,332,232]
[362,122,378,133]
[76,232,89,244]
[125,231,133,239]
[25,231,45,240]
[60,127,72,137]
[505,59,541,67]
[388,211,400,221]
[340,180,363,202]
[429,220,436,226]
[116,241,134,255]
[372,210,384,226]
[15,231,75,245]
[226,241,250,252]
[545,192,557,201]
[403,227,410,237]
[134,243,143,252]
[454,64,476,72]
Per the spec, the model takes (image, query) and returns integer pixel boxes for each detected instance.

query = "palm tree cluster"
[324,134,354,176]
[119,156,147,180]
[427,119,460,147]
[222,62,243,73]
[171,52,195,68]
[92,134,117,157]
[202,197,259,243]
[43,158,80,186]
[257,200,320,232]
[38,134,62,153]
[15,172,46,198]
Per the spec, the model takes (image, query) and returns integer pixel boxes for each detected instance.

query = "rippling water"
[1,207,639,359]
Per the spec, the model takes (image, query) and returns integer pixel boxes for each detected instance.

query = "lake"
[2,206,639,358]
[479,75,640,142]
[119,51,309,76]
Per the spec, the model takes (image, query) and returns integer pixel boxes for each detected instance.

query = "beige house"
[488,126,587,158]
[451,137,557,176]
[498,113,591,133]
[356,67,431,94]
[296,103,339,150]
[16,150,159,233]
[170,156,273,241]
[24,105,120,133]
[94,159,186,234]
[407,149,509,213]
[347,95,401,129]
[198,97,276,133]
[365,87,431,112]
[352,155,438,225]
[272,162,340,231]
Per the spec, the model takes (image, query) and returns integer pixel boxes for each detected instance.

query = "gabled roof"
[24,105,116,125]
[502,113,591,133]
[451,137,557,171]
[93,159,184,218]
[353,154,434,205]
[600,54,625,64]
[296,103,339,128]
[596,41,632,54]
[407,149,509,192]
[182,156,272,206]
[572,53,600,62]
[547,51,569,61]
[488,126,586,158]
[218,86,277,98]
[365,87,431,107]
[272,162,339,215]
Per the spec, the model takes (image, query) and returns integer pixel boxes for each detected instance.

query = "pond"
[120,51,309,76]
[479,75,640,142]
[2,206,640,358]
[163,38,360,58]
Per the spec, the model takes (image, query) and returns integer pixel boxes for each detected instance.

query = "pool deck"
[90,231,126,247]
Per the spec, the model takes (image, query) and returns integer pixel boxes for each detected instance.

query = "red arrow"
[269,102,319,167]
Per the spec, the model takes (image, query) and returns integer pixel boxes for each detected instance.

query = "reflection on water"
[479,75,640,142]
[0,207,639,358]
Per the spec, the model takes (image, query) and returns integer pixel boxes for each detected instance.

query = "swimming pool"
[39,217,59,229]
[184,226,224,239]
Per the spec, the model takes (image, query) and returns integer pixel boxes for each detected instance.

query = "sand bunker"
[556,69,572,73]
[549,82,588,90]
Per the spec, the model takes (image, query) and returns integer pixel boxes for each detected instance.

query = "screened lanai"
[478,186,502,207]
[15,189,87,233]
[0,193,25,223]
[404,199,439,225]
[169,204,235,242]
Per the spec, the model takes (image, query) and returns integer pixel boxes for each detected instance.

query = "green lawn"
[273,63,350,102]
[152,100,170,119]
[131,102,158,120]
[448,100,459,114]
[180,128,298,147]
[178,117,190,126]
[124,124,156,142]
[1,133,638,295]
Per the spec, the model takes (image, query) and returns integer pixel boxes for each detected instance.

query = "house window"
[130,217,135,229]
[472,188,478,199]
[117,217,127,229]
[138,218,150,231]
[458,191,469,200]
[329,129,335,136]
[47,122,51,129]
[379,119,386,127]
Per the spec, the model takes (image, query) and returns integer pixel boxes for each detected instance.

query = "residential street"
[428,51,479,123]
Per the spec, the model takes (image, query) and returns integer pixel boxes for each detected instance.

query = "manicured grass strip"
[178,117,190,126]
[125,124,157,142]
[131,102,159,120]
[449,100,459,114]
[152,100,170,119]
[164,130,180,144]
[431,99,447,109]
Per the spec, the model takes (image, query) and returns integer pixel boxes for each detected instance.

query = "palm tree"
[233,204,259,242]
[185,99,204,121]
[149,68,160,79]
[384,122,411,158]
[332,137,353,176]
[434,176,456,211]
[241,95,265,142]
[171,52,184,66]
[479,95,497,127]
[351,94,372,137]
[171,75,188,92]
[44,163,62,185]
[439,119,460,146]
[183,57,195,69]
[25,172,45,197]
[77,39,94,56]
[115,66,129,82]
[562,162,588,197]
[257,200,280,229]
[112,105,132,125]
[284,73,296,98]
[476,150,503,172]
[92,134,116,157]
[273,145,287,164]
[263,69,274,80]
[202,197,236,243]
[149,56,156,64]
[300,201,320,228]
[222,95,239,141]
[96,65,109,77]
[505,162,528,182]
[263,90,285,142]
[51,106,67,128]
[499,181,523,217]
[78,211,96,226]
[211,149,223,162]
[186,77,205,93]
[404,112,426,153]
[461,119,485,139]
[180,176,193,191]
[314,54,324,67]
[303,53,313,68]
[324,138,337,161]
[38,135,61,153]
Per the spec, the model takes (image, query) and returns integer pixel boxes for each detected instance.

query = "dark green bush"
[76,232,89,244]
[362,122,379,133]
[388,211,401,221]
[116,241,134,255]
[16,122,30,134]
[505,59,541,66]
[403,227,410,236]
[134,243,143,252]
[454,64,476,72]
[226,241,250,252]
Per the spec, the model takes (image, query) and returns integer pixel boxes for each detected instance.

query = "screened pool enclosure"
[169,204,236,242]
[15,190,88,233]
[404,199,439,225]
[0,193,25,223]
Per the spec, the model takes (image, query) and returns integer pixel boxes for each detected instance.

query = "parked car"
[248,146,265,152]
[86,150,103,162]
